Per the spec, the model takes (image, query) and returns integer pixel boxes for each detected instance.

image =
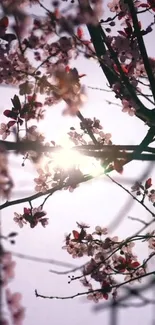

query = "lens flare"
[51,148,104,177]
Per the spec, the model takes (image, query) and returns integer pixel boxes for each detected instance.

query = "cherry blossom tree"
[1,0,155,323]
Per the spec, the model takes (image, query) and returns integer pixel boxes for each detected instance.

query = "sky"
[1,1,155,325]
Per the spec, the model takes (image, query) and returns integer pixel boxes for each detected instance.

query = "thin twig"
[128,216,148,226]
[35,271,155,300]
[106,174,155,218]
[10,251,77,268]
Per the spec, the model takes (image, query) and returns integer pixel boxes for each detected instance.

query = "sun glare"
[51,148,104,177]
[39,111,104,177]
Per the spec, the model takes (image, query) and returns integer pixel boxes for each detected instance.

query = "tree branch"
[128,0,155,103]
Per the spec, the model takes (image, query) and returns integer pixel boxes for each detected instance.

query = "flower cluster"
[34,161,84,193]
[1,248,25,325]
[63,222,149,302]
[131,177,155,205]
[0,94,44,140]
[1,251,16,286]
[68,118,112,146]
[51,66,87,116]
[14,206,48,228]
[5,289,25,325]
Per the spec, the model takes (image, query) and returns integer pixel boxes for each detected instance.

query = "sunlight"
[51,148,104,177]
[39,112,104,177]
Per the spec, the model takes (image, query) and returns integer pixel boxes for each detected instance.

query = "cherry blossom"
[1,251,16,285]
[12,307,25,325]
[131,181,141,193]
[25,126,45,142]
[121,99,136,116]
[19,81,34,95]
[80,277,92,289]
[0,319,9,325]
[148,189,155,203]
[34,165,52,192]
[14,212,27,228]
[134,62,147,78]
[6,289,22,313]
[121,241,135,254]
[76,222,90,229]
[0,123,10,140]
[87,291,104,303]
[0,247,25,323]
[107,0,121,13]
[92,226,108,236]
[124,267,146,283]
[14,206,48,228]
[63,220,149,301]
[148,233,155,249]
[6,289,25,325]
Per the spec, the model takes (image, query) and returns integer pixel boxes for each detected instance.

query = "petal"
[14,212,19,218]
[95,226,102,232]
[2,133,8,140]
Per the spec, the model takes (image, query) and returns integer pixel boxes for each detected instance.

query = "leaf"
[54,9,60,19]
[124,26,132,37]
[145,178,152,189]
[77,27,83,39]
[3,109,12,117]
[24,207,31,215]
[145,26,153,33]
[72,230,79,240]
[117,30,127,37]
[82,40,91,45]
[79,73,86,78]
[121,65,128,74]
[0,16,9,28]
[11,95,21,112]
[7,120,16,128]
[65,66,70,73]
[70,68,79,81]
[18,118,23,125]
[131,261,140,268]
[1,33,16,43]
[118,12,126,20]
[28,93,36,102]
[35,211,46,219]
[147,0,155,10]
[3,110,18,119]
[103,293,108,300]
[8,232,18,237]
[114,160,123,174]
[79,228,86,240]
[139,3,149,7]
